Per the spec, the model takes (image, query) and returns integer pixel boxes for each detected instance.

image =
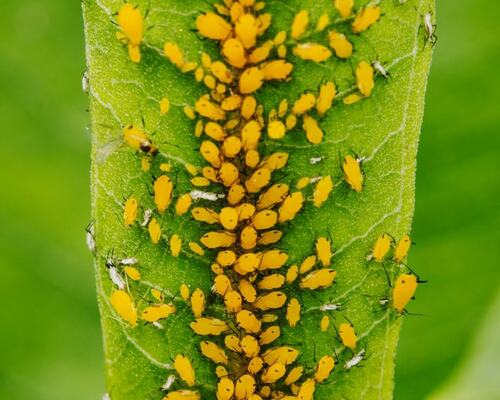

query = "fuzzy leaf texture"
[83,0,434,399]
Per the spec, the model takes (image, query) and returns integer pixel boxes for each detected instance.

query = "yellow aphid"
[298,378,316,400]
[180,283,190,301]
[148,218,162,244]
[293,43,331,62]
[241,96,257,120]
[248,43,272,64]
[175,194,192,216]
[196,96,226,121]
[237,203,256,221]
[160,162,172,172]
[254,291,287,311]
[277,44,287,58]
[252,210,278,230]
[285,114,297,130]
[164,42,185,68]
[204,75,216,89]
[261,363,286,384]
[123,196,138,227]
[357,61,375,97]
[256,13,272,34]
[191,177,211,187]
[292,93,316,115]
[296,177,310,190]
[141,303,176,323]
[394,235,412,263]
[163,390,200,400]
[320,315,330,332]
[151,288,164,303]
[302,115,324,144]
[221,95,242,111]
[339,322,357,350]
[316,14,330,32]
[192,207,219,224]
[286,264,299,284]
[258,230,283,246]
[211,263,224,275]
[195,66,204,82]
[291,10,309,39]
[328,31,353,59]
[259,387,271,398]
[159,97,170,116]
[123,125,157,155]
[299,268,337,290]
[285,366,304,386]
[241,335,260,358]
[189,241,205,256]
[216,365,228,378]
[201,231,236,249]
[235,374,257,399]
[110,290,137,327]
[235,13,258,49]
[393,273,418,313]
[300,255,317,274]
[258,274,285,290]
[219,162,240,187]
[241,120,262,150]
[190,317,228,336]
[343,92,364,105]
[196,13,232,40]
[181,61,197,73]
[222,38,247,69]
[313,175,334,207]
[124,266,140,281]
[239,67,264,94]
[200,140,221,168]
[240,225,258,250]
[205,122,226,141]
[141,156,150,172]
[218,208,238,231]
[273,30,287,46]
[342,154,363,192]
[315,355,335,383]
[267,120,286,140]
[286,298,301,327]
[217,250,237,267]
[259,326,281,346]
[154,175,173,213]
[262,60,293,81]
[224,290,243,313]
[201,341,228,365]
[352,5,381,34]
[262,346,299,366]
[257,183,289,210]
[201,52,212,68]
[235,253,260,275]
[372,233,393,262]
[260,249,288,270]
[236,309,262,333]
[174,354,195,386]
[278,191,305,223]
[316,81,336,115]
[184,105,196,119]
[190,288,205,318]
[239,279,257,303]
[211,61,233,84]
[259,152,289,172]
[334,0,354,18]
[245,168,271,194]
[217,377,234,400]
[116,4,143,63]
[316,237,333,267]
[185,163,198,176]
[222,136,242,158]
[245,149,260,168]
[225,334,242,353]
[261,314,278,323]
[213,275,232,296]
[248,357,264,374]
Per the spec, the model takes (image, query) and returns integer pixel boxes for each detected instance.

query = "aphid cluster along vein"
[94,1,425,399]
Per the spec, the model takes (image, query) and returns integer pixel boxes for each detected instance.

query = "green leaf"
[83,0,434,399]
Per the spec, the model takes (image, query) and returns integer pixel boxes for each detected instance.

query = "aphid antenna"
[380,262,393,287]
[344,315,354,327]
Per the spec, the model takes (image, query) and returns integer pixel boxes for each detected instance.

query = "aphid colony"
[97,1,425,399]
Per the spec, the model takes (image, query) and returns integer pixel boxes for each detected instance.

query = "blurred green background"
[0,1,498,399]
